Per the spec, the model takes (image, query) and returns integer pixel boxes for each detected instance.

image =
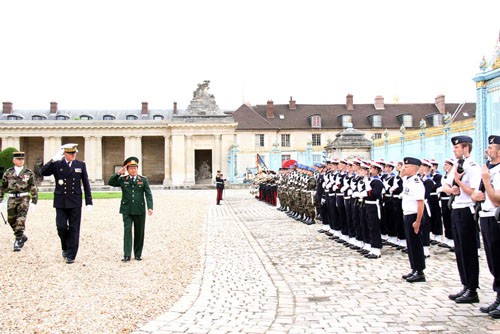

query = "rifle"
[448,158,465,210]
[1,212,6,225]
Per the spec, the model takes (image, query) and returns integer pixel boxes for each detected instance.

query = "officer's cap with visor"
[451,136,472,145]
[61,143,78,153]
[123,156,139,168]
[488,135,500,145]
[13,152,25,159]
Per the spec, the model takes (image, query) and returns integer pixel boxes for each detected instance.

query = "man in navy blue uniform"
[41,143,93,264]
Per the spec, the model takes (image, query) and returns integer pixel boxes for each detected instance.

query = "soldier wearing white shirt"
[472,135,500,318]
[443,135,481,304]
[401,157,426,283]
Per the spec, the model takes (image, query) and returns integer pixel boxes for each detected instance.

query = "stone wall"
[102,137,125,182]
[142,136,165,184]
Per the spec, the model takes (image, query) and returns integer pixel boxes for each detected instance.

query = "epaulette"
[413,177,420,183]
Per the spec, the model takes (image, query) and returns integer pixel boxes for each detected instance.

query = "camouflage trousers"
[7,197,30,238]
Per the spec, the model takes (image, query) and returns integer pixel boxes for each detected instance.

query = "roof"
[232,102,476,130]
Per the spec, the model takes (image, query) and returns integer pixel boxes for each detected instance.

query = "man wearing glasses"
[41,143,93,264]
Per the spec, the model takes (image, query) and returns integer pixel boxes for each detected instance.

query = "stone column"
[42,136,61,184]
[2,136,21,150]
[213,134,221,178]
[124,136,143,174]
[185,135,195,184]
[95,136,103,183]
[135,136,143,175]
[171,134,185,186]
[163,135,171,186]
[84,136,94,182]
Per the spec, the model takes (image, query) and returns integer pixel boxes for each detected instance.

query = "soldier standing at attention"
[0,152,38,251]
[443,136,481,303]
[41,144,93,264]
[108,157,153,262]
[400,157,426,283]
[216,173,225,205]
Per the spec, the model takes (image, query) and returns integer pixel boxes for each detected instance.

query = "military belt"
[479,210,496,218]
[7,192,29,198]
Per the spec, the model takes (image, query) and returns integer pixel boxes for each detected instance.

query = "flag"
[256,154,268,171]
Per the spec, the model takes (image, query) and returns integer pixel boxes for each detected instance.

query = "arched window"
[80,115,93,120]
[126,115,138,120]
[7,115,22,120]
[56,115,69,120]
[153,115,164,120]
[103,115,115,120]
[32,115,45,120]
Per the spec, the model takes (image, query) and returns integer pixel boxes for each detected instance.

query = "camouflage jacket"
[0,167,38,204]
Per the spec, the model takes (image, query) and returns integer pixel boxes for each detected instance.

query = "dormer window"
[399,114,413,127]
[103,115,115,120]
[56,115,69,120]
[309,115,321,128]
[426,113,442,127]
[339,114,352,128]
[7,115,22,120]
[126,115,138,120]
[368,114,382,128]
[32,115,45,121]
[153,115,164,120]
[80,115,93,120]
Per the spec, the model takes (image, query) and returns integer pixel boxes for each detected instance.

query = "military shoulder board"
[413,177,420,183]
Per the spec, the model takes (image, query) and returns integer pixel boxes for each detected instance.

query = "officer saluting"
[108,157,153,262]
[0,152,38,251]
[472,135,500,317]
[41,143,93,264]
[400,157,426,283]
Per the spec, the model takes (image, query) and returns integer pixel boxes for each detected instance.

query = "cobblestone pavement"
[133,189,500,334]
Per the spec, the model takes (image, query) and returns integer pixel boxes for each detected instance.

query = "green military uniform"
[108,157,153,261]
[0,152,38,251]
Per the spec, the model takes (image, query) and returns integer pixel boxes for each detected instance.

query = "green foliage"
[0,147,18,170]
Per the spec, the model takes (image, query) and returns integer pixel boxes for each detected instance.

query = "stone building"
[0,80,475,186]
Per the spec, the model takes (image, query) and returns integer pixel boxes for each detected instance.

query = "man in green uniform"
[0,152,38,251]
[108,157,153,262]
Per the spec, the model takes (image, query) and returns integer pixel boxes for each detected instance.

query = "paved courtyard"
[134,189,500,334]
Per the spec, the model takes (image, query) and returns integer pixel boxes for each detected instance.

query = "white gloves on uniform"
[52,149,64,161]
[86,205,93,212]
[29,202,36,213]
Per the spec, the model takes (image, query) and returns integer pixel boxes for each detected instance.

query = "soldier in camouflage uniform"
[0,152,38,251]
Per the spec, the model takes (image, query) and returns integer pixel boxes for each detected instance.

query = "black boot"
[455,289,479,304]
[480,295,500,313]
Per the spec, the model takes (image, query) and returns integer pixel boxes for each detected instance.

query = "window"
[255,134,265,147]
[370,114,382,127]
[126,115,138,120]
[373,133,382,139]
[340,114,352,128]
[402,114,413,127]
[56,115,68,120]
[80,115,93,120]
[7,115,22,120]
[310,115,321,128]
[153,115,164,120]
[103,115,115,120]
[281,154,291,161]
[32,115,44,120]
[431,114,442,126]
[312,154,322,164]
[281,134,290,147]
[312,134,321,146]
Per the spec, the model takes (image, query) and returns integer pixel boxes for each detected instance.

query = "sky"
[1,0,499,112]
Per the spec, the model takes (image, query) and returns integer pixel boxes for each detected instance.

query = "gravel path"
[0,189,211,334]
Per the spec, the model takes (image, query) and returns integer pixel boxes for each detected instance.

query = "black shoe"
[455,289,479,304]
[406,272,426,283]
[13,239,21,252]
[480,297,500,314]
[489,306,500,319]
[364,253,381,259]
[135,257,142,261]
[66,258,75,264]
[448,287,467,300]
[402,271,416,280]
[325,231,333,237]
[62,251,68,258]
[121,256,131,262]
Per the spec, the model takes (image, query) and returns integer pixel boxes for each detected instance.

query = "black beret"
[489,135,500,145]
[403,157,421,166]
[451,136,473,145]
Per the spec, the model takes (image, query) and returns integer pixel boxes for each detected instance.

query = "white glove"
[29,202,36,213]
[321,198,326,205]
[51,149,64,161]
[86,205,93,212]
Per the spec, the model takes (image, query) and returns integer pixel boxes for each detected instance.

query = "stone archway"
[194,149,212,184]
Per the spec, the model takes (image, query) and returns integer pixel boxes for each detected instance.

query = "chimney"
[374,95,385,110]
[50,101,58,114]
[173,102,177,115]
[346,94,354,111]
[141,102,148,115]
[2,102,13,114]
[435,94,446,114]
[266,100,274,119]
[289,96,296,110]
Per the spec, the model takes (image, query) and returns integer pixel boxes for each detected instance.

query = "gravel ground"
[0,189,211,334]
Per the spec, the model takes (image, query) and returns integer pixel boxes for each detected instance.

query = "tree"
[0,147,18,170]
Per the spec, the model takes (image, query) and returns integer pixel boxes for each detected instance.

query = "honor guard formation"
[251,134,500,319]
